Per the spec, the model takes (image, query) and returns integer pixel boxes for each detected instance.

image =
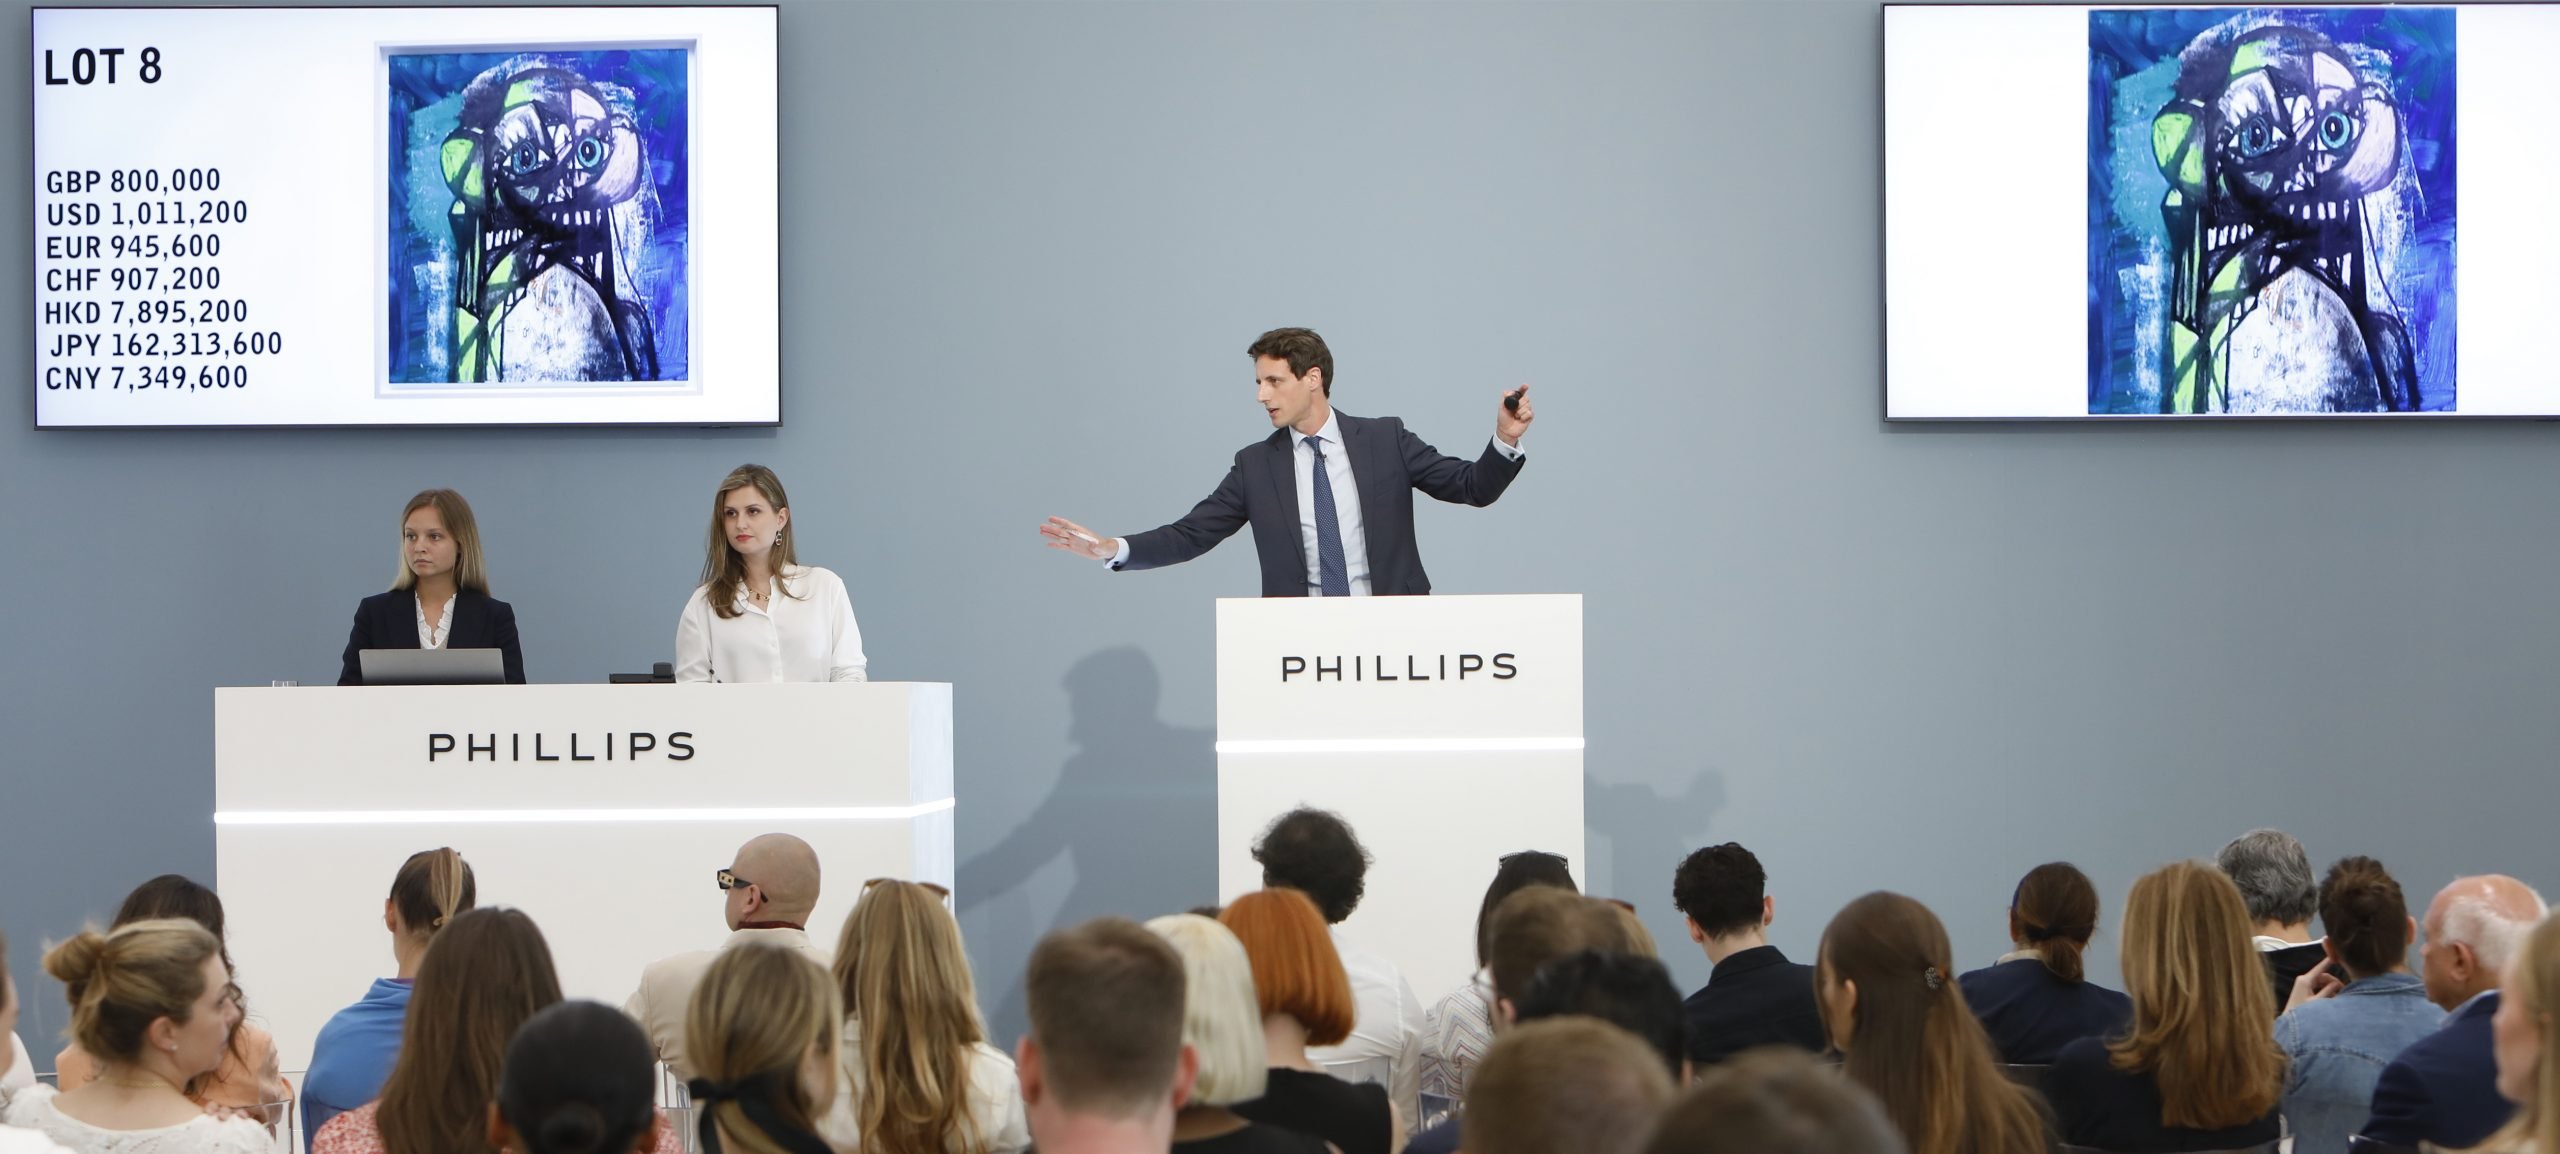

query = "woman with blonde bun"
[2,920,270,1154]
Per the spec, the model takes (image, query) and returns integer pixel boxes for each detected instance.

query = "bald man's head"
[2421,874,2548,1010]
[726,833,821,929]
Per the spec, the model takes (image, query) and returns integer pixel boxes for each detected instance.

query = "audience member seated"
[2045,862,2284,1152]
[1015,918,1197,1154]
[1669,843,1827,1066]
[817,879,1029,1154]
[53,876,288,1114]
[2218,828,2329,1015]
[628,833,828,1080]
[2362,874,2549,1148]
[3,920,269,1154]
[1253,810,1425,1114]
[1514,951,1688,1082]
[1145,915,1330,1154]
[312,908,565,1154]
[0,932,76,1154]
[2273,856,2443,1154]
[2,1029,31,1102]
[2474,911,2559,1154]
[1640,1048,1908,1154]
[1221,889,1403,1154]
[303,848,474,1152]
[1959,862,2131,1066]
[486,1002,660,1154]
[1456,1018,1670,1154]
[1407,887,1644,1154]
[1818,892,2045,1154]
[683,941,841,1154]
[1418,852,1574,1106]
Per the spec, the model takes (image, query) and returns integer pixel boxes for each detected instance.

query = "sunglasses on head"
[864,876,953,899]
[716,868,754,892]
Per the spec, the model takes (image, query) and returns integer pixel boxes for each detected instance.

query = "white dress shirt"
[1105,414,1524,596]
[626,926,832,1080]
[414,594,454,649]
[1310,927,1427,1129]
[1290,413,1372,596]
[674,565,868,683]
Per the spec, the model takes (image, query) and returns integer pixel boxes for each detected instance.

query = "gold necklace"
[98,1074,178,1091]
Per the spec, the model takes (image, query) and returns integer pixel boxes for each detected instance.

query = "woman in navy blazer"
[338,489,525,685]
[1960,862,2132,1065]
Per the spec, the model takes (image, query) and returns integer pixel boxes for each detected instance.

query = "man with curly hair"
[1253,808,1426,1128]
[1671,841,1826,1067]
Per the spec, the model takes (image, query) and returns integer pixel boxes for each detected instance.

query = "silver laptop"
[358,648,506,685]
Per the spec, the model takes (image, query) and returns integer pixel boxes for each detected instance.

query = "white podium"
[1216,595,1584,1007]
[213,682,954,1073]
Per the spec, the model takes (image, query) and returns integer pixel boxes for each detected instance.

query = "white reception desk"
[213,682,954,1073]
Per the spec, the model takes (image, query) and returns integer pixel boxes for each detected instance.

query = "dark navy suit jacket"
[338,588,526,685]
[1960,956,2134,1065]
[1681,945,1830,1067]
[2361,990,2512,1148]
[1117,413,1525,596]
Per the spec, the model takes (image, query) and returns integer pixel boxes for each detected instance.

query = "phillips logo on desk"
[426,731,695,763]
[1278,653,1518,683]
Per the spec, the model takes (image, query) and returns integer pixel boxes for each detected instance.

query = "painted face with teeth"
[484,69,645,233]
[2201,28,2400,238]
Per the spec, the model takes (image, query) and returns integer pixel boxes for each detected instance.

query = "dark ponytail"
[2319,856,2410,978]
[2010,862,2100,984]
[390,848,476,935]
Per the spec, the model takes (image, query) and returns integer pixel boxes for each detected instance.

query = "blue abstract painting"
[2088,8,2454,414]
[387,48,691,385]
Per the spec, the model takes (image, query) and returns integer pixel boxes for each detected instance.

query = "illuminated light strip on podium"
[1213,737,1584,755]
[215,798,956,826]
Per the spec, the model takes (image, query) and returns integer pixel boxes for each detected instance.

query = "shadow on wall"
[1586,767,1725,963]
[961,646,1215,1043]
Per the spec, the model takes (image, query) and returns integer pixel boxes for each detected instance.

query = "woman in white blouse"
[675,464,867,683]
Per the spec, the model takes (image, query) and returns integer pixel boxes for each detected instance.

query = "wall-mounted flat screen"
[33,6,779,427]
[1884,5,2559,419]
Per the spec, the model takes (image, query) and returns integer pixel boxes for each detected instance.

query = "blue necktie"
[1307,435,1351,596]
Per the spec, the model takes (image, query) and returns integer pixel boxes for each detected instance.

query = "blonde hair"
[2471,913,2560,1154]
[42,919,223,1064]
[688,942,842,1154]
[1464,1018,1674,1154]
[698,465,804,620]
[831,881,988,1154]
[1143,915,1267,1107]
[390,489,491,594]
[2110,861,2286,1130]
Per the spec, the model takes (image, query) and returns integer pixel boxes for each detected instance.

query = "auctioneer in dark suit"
[1114,413,1526,597]
[338,588,527,685]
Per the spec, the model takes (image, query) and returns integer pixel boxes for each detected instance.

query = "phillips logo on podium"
[1279,653,1517,683]
[427,731,695,763]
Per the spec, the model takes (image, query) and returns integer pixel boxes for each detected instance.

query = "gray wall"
[7,0,2557,1058]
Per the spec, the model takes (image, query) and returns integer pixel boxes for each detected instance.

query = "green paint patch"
[2229,40,2274,77]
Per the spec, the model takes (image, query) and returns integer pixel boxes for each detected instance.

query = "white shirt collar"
[1291,411,1344,451]
[2253,933,2323,952]
[1996,948,2043,964]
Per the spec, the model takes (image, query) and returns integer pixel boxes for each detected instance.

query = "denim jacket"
[2275,972,2446,1154]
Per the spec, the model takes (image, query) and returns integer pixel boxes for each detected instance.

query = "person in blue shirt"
[2274,857,2445,1154]
[1960,862,2132,1066]
[300,849,475,1152]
